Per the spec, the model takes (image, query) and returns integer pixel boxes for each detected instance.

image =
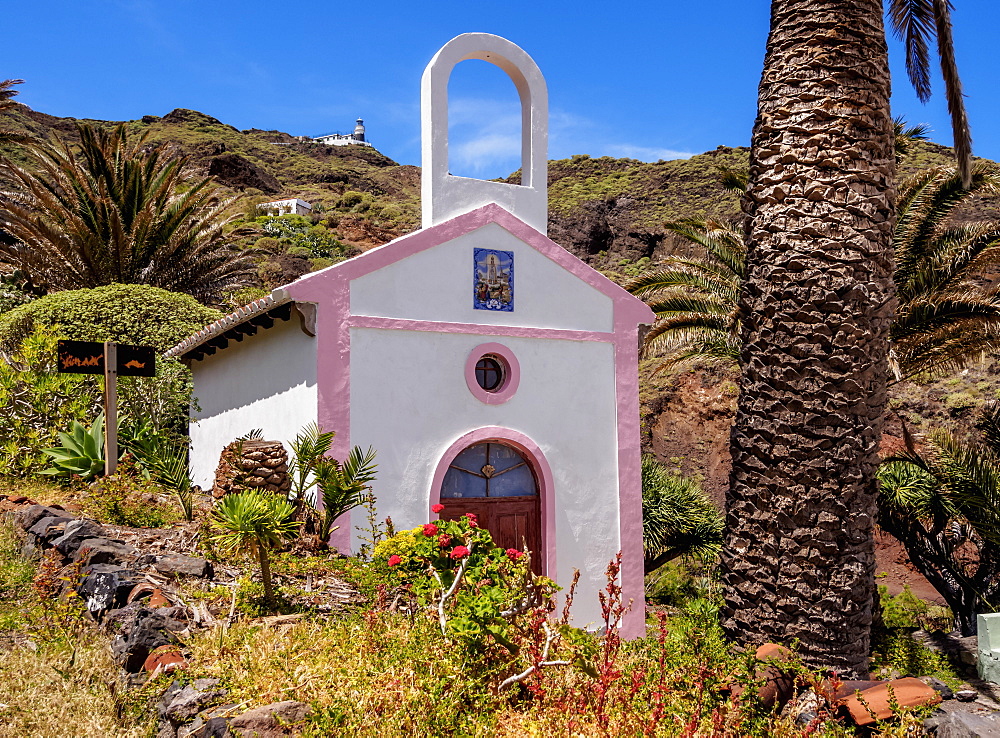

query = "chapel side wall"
[348,327,621,631]
[188,319,318,489]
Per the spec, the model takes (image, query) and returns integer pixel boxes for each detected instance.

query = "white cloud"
[443,96,696,176]
[602,144,695,161]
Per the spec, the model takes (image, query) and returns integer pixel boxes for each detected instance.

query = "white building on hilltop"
[261,198,312,216]
[313,118,373,147]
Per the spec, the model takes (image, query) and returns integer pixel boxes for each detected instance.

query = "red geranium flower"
[422,523,439,537]
[437,533,451,548]
[464,513,479,528]
[431,503,445,514]
[387,555,402,567]
[506,548,524,561]
[450,546,470,560]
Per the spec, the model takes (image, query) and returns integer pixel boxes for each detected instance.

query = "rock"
[75,538,139,566]
[13,504,69,531]
[27,515,73,542]
[207,153,280,194]
[159,678,227,724]
[110,605,184,672]
[154,554,214,579]
[921,676,955,700]
[78,564,141,615]
[929,709,1000,737]
[51,519,107,556]
[228,701,310,737]
[957,689,979,702]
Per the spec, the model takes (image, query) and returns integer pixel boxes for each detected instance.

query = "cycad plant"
[0,122,256,303]
[313,445,378,543]
[641,455,723,574]
[210,490,299,609]
[877,404,1000,635]
[288,422,336,509]
[628,163,1000,381]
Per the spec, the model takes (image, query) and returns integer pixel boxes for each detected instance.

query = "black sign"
[57,341,156,377]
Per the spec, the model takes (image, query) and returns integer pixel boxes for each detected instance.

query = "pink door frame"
[430,427,556,578]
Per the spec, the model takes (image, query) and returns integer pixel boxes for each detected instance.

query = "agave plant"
[210,489,299,608]
[641,454,723,574]
[42,413,105,480]
[0,122,257,302]
[313,445,378,543]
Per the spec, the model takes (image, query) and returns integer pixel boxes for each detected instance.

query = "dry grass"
[0,519,150,737]
[0,633,149,738]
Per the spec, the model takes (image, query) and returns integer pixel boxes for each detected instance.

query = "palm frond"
[0,122,256,302]
[887,0,936,102]
[932,0,973,186]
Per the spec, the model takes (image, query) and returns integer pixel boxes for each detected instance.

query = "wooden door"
[440,442,542,574]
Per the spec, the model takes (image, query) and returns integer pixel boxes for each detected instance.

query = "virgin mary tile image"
[473,248,514,312]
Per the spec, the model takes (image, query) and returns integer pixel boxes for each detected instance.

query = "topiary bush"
[0,283,221,353]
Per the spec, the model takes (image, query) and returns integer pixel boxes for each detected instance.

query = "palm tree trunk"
[720,0,896,678]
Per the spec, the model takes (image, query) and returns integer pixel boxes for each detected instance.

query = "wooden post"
[104,341,118,476]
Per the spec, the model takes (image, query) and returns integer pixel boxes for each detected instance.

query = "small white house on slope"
[168,33,654,637]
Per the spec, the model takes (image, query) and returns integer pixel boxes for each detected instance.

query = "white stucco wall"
[348,327,620,629]
[349,223,613,333]
[188,318,318,489]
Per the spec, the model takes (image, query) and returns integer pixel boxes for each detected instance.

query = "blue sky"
[3,1,998,179]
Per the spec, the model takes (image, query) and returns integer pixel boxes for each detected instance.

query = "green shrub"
[85,457,175,528]
[0,283,221,353]
[0,328,101,478]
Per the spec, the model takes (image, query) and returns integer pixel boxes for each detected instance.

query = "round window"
[475,355,505,392]
[465,343,519,404]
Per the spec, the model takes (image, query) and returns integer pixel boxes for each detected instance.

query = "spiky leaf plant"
[313,445,378,542]
[878,403,1000,635]
[641,455,723,574]
[288,422,336,509]
[210,490,298,608]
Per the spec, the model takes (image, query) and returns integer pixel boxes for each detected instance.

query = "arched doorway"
[440,441,542,573]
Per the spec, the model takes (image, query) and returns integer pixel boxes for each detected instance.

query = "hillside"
[6,103,997,272]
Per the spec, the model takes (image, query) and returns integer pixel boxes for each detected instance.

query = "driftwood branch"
[498,621,570,690]
[431,544,474,635]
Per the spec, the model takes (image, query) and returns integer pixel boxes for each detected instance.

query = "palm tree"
[891,163,1000,378]
[628,164,1000,381]
[0,122,256,303]
[720,0,972,677]
[877,405,1000,636]
[0,79,30,146]
[626,220,743,373]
